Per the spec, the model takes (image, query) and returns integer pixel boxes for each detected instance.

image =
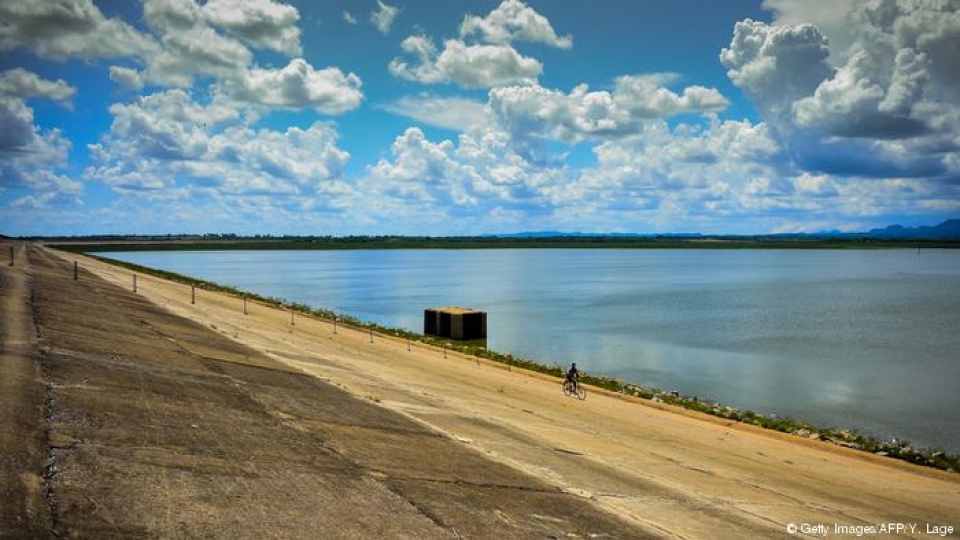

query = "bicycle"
[562,379,586,400]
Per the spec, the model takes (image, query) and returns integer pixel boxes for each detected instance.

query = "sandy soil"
[9,244,959,538]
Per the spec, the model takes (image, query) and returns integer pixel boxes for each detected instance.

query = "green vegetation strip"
[83,252,958,474]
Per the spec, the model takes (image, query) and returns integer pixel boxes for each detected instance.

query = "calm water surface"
[102,249,960,452]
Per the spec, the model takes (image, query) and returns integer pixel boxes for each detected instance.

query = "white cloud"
[370,0,400,35]
[0,0,157,61]
[358,119,784,233]
[87,89,353,203]
[488,76,728,154]
[0,96,37,152]
[109,66,144,91]
[389,0,571,89]
[0,69,77,178]
[761,0,859,64]
[220,59,362,114]
[0,76,81,204]
[356,113,958,234]
[202,0,301,56]
[723,2,960,180]
[390,37,542,88]
[436,40,542,88]
[139,0,309,88]
[0,68,75,104]
[143,0,203,33]
[615,74,729,118]
[364,126,560,224]
[720,19,832,125]
[135,0,362,115]
[145,23,253,87]
[381,95,489,132]
[792,48,928,139]
[0,125,76,192]
[460,0,572,49]
[343,11,357,25]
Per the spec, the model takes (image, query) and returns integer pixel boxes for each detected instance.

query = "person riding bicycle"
[565,362,580,391]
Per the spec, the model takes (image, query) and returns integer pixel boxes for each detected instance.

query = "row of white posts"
[68,259,469,362]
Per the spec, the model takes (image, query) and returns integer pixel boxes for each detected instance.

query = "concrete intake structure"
[424,307,487,340]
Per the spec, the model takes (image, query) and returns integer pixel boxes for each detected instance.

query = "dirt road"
[0,242,48,537]
[1,242,646,538]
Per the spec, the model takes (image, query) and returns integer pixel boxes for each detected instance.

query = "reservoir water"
[101,249,960,452]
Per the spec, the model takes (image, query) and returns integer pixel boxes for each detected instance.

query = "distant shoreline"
[33,235,960,252]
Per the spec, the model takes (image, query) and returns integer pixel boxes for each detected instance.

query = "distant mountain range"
[490,231,703,238]
[494,219,960,240]
[855,219,960,239]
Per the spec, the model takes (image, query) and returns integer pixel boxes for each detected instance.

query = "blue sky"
[1,0,958,236]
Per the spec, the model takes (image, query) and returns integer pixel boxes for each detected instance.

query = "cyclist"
[565,362,581,391]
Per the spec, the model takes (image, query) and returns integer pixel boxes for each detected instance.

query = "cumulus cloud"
[487,76,728,159]
[761,0,860,64]
[143,0,203,33]
[0,68,75,104]
[0,96,37,153]
[370,0,400,35]
[202,0,301,56]
[720,19,832,126]
[0,69,76,155]
[364,126,560,221]
[132,0,362,113]
[220,58,362,114]
[160,33,247,86]
[792,49,929,139]
[0,122,75,194]
[389,36,542,88]
[389,0,571,89]
[359,108,960,234]
[358,117,878,233]
[460,0,572,49]
[87,89,352,202]
[141,5,254,87]
[0,69,80,205]
[343,11,358,25]
[0,0,157,61]
[722,1,960,180]
[109,66,145,91]
[381,95,489,132]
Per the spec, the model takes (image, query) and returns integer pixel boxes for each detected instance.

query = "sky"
[1,0,958,236]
